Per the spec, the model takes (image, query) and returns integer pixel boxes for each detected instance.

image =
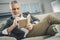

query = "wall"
[51,0,60,12]
[19,0,42,13]
[40,0,55,13]
[0,0,42,13]
[0,0,55,14]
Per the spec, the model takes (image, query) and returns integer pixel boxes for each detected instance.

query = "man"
[1,1,25,40]
[1,0,60,40]
[1,0,39,40]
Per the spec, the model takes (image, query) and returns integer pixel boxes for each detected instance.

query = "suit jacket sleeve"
[30,15,40,24]
[2,18,13,30]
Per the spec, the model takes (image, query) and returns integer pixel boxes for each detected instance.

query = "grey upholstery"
[0,36,16,40]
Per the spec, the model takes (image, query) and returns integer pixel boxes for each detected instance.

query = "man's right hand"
[12,17,21,27]
[7,17,21,33]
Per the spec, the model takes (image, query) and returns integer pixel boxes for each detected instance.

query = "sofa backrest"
[33,12,60,21]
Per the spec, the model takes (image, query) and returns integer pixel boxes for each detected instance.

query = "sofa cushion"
[22,36,44,40]
[0,36,16,40]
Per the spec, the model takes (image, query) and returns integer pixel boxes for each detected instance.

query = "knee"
[46,14,55,19]
[47,14,52,17]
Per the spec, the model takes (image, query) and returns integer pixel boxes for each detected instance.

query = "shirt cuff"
[21,28,29,37]
[34,21,39,24]
[2,28,9,35]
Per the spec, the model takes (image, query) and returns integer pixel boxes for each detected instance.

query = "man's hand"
[12,17,21,27]
[7,17,21,33]
[25,23,34,30]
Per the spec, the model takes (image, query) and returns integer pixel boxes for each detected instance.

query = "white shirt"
[2,28,9,35]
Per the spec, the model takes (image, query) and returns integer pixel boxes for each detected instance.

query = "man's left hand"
[26,23,34,30]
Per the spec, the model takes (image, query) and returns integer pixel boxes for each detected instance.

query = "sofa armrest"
[22,36,44,40]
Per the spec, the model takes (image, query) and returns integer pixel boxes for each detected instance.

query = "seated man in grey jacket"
[1,0,60,40]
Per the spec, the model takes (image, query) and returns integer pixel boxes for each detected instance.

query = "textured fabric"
[22,36,44,40]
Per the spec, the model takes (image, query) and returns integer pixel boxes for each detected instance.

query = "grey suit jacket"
[2,12,40,35]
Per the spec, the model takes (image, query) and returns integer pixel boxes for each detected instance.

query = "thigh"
[12,27,25,36]
[27,21,50,37]
[11,27,25,39]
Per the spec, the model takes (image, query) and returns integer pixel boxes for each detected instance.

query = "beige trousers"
[26,14,60,37]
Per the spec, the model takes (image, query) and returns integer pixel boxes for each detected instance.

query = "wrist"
[12,24,16,27]
[32,23,35,26]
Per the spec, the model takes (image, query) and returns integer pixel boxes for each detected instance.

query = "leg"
[26,14,60,37]
[11,28,25,40]
[46,24,57,36]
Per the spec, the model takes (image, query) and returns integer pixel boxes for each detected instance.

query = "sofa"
[0,12,60,40]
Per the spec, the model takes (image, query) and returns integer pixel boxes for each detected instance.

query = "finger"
[15,17,21,20]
